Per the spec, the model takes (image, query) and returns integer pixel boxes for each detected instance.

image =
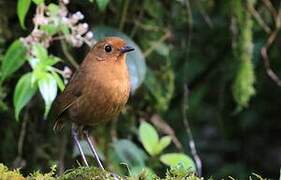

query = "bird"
[52,36,134,169]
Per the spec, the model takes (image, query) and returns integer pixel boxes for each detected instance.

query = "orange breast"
[68,58,130,126]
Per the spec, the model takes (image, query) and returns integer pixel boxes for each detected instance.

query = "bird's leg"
[71,125,89,167]
[83,129,105,170]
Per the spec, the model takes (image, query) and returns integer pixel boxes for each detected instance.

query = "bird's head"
[91,37,134,62]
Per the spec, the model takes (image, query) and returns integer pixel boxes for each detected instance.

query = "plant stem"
[60,40,79,70]
[119,0,129,31]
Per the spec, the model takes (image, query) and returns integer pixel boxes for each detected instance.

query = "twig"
[182,85,202,176]
[130,5,144,38]
[262,0,277,18]
[261,2,281,87]
[12,111,29,168]
[181,1,202,174]
[60,40,79,70]
[185,0,193,57]
[248,3,271,34]
[17,112,28,157]
[119,0,129,31]
[196,1,213,28]
[261,31,281,87]
[133,20,161,32]
[143,30,171,58]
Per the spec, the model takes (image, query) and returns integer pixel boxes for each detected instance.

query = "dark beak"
[120,46,135,53]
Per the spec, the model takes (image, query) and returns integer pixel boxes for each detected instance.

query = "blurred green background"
[0,0,281,179]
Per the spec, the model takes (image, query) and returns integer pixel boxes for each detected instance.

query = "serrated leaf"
[96,0,109,11]
[38,73,57,118]
[139,121,159,156]
[17,0,31,29]
[13,73,37,121]
[113,139,147,168]
[93,26,146,93]
[160,153,196,172]
[1,40,27,82]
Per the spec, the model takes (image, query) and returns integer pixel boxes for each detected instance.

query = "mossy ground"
[0,164,202,180]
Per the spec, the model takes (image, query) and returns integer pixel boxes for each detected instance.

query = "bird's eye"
[104,45,112,53]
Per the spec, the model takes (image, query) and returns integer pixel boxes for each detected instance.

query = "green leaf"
[1,40,27,82]
[38,73,57,118]
[155,136,172,154]
[13,73,37,121]
[139,121,159,156]
[51,71,65,91]
[17,0,31,29]
[32,43,48,61]
[96,0,110,11]
[93,26,146,93]
[32,0,44,5]
[160,153,196,172]
[112,139,147,168]
[44,56,60,67]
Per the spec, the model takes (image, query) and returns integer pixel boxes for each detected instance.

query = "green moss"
[27,165,56,180]
[59,166,122,180]
[0,164,25,180]
[232,0,256,110]
[0,163,205,180]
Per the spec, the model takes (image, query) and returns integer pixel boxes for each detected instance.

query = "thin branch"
[150,114,183,150]
[248,3,271,34]
[261,31,281,87]
[143,30,171,58]
[196,1,213,28]
[119,0,129,31]
[262,0,278,18]
[261,2,281,87]
[182,84,202,176]
[17,112,28,157]
[182,1,202,174]
[12,111,29,168]
[130,4,144,38]
[60,40,79,70]
[184,0,193,57]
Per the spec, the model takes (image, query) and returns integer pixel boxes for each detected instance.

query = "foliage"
[0,0,281,179]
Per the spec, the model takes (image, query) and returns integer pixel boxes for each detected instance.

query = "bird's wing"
[52,70,83,131]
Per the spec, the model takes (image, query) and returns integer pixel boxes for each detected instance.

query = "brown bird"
[52,36,134,168]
